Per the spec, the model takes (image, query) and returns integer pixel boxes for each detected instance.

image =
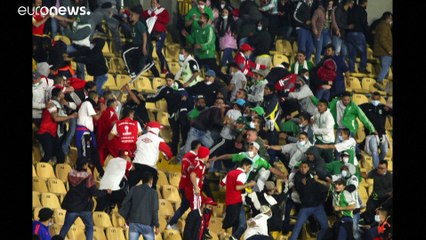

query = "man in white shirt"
[32,71,54,127]
[228,62,247,102]
[76,91,106,175]
[243,205,273,240]
[311,99,336,163]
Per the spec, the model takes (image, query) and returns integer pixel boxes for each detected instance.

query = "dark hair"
[299,160,310,166]
[281,61,290,68]
[84,81,96,91]
[319,99,329,106]
[342,91,352,97]
[240,158,253,167]
[181,46,192,55]
[228,62,239,69]
[299,111,311,121]
[372,91,381,97]
[165,73,175,80]
[141,172,154,184]
[215,97,225,103]
[379,160,388,167]
[51,87,62,98]
[88,90,98,100]
[191,140,202,150]
[299,132,309,138]
[51,235,64,240]
[341,128,350,137]
[201,12,210,21]
[76,156,89,171]
[237,88,247,97]
[358,0,368,5]
[217,7,237,37]
[299,68,309,75]
[265,84,275,93]
[106,98,116,107]
[381,11,392,20]
[53,75,64,84]
[325,43,335,51]
[130,5,143,15]
[297,51,306,56]
[334,178,347,186]
[121,107,135,119]
[103,90,113,99]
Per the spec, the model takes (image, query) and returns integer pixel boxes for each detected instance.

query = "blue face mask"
[179,54,185,62]
[372,100,380,107]
[338,135,343,142]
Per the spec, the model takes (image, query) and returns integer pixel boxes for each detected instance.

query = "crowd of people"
[32,0,393,239]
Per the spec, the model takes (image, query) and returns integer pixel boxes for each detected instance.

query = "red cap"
[240,43,254,52]
[203,196,217,206]
[197,146,210,159]
[145,122,163,129]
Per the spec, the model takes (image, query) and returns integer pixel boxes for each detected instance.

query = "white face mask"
[338,135,343,142]
[205,80,213,85]
[304,76,309,80]
[247,151,255,158]
[374,214,381,223]
[257,26,262,31]
[221,3,225,9]
[199,4,205,9]
[341,170,348,178]
[298,140,306,147]
[342,157,349,163]
[222,15,228,19]
[179,54,185,62]
[299,123,304,128]
[372,100,380,107]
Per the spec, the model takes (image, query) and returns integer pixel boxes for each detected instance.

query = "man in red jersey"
[108,108,143,159]
[234,43,267,79]
[167,140,202,230]
[96,98,119,165]
[221,158,255,240]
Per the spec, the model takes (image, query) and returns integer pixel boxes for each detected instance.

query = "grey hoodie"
[281,140,313,169]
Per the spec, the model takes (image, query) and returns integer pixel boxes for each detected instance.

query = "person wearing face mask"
[175,47,202,87]
[285,111,314,143]
[248,19,272,67]
[267,132,313,170]
[311,99,336,163]
[215,6,238,67]
[212,141,286,191]
[245,182,287,234]
[317,127,359,164]
[186,70,222,107]
[325,151,362,184]
[287,70,317,116]
[32,208,54,240]
[331,178,357,240]
[372,12,393,91]
[362,208,392,240]
[247,69,268,105]
[359,92,392,168]
[234,43,267,79]
[228,62,248,102]
[184,0,214,33]
[360,160,392,225]
[243,205,275,240]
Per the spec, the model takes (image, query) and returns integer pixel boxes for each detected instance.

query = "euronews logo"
[18,6,90,16]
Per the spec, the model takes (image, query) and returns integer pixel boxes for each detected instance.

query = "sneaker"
[205,229,213,239]
[229,236,237,240]
[373,82,385,91]
[166,224,178,231]
[129,72,137,79]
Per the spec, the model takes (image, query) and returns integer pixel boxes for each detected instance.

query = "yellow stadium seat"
[157,99,168,112]
[134,76,154,92]
[94,226,107,240]
[93,211,113,228]
[49,224,63,236]
[33,177,49,193]
[36,162,56,179]
[33,207,43,220]
[159,215,168,232]
[167,172,181,188]
[67,225,86,240]
[346,77,368,93]
[53,208,67,225]
[358,186,369,210]
[41,192,62,209]
[102,41,115,58]
[273,54,290,67]
[157,112,170,127]
[163,229,182,240]
[213,203,225,218]
[111,211,126,228]
[104,74,117,89]
[161,184,181,204]
[33,164,37,177]
[158,170,170,186]
[351,94,369,106]
[106,227,126,240]
[115,74,132,90]
[208,217,223,235]
[361,77,386,95]
[33,191,42,208]
[33,145,42,164]
[169,61,181,75]
[158,199,175,218]
[153,77,166,90]
[54,35,71,45]
[55,163,72,183]
[47,178,67,195]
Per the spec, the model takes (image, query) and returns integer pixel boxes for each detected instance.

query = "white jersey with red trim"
[133,131,165,168]
[99,157,131,191]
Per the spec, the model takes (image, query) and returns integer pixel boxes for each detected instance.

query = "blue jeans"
[377,56,392,82]
[314,28,331,64]
[221,48,234,67]
[177,127,214,161]
[168,189,190,226]
[353,212,361,240]
[75,127,97,158]
[296,28,314,61]
[62,117,77,155]
[156,32,170,72]
[59,211,94,240]
[233,204,247,239]
[347,32,367,73]
[315,88,331,101]
[289,204,329,240]
[332,35,348,59]
[129,223,154,240]
[95,73,108,96]
[337,216,353,240]
[368,135,389,169]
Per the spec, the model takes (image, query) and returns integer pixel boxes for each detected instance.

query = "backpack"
[316,58,337,82]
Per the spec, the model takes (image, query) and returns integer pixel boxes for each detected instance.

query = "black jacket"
[359,103,392,136]
[77,38,109,76]
[334,4,350,38]
[186,81,222,107]
[249,28,272,56]
[293,1,312,29]
[304,146,328,180]
[348,4,369,34]
[265,66,291,85]
[191,106,224,131]
[294,171,328,208]
[145,82,186,116]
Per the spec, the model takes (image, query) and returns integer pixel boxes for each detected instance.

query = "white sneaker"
[166,224,178,230]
